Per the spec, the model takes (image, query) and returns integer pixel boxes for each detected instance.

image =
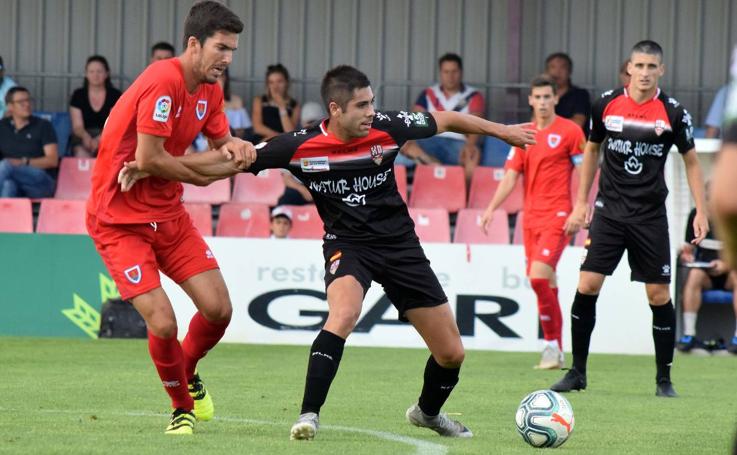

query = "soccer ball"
[515,389,574,448]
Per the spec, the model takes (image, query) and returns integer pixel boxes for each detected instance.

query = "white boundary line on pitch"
[0,407,449,455]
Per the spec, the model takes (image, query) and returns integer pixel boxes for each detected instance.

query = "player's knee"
[330,307,361,332]
[647,287,671,305]
[435,347,465,368]
[577,282,601,295]
[147,318,178,338]
[201,301,232,323]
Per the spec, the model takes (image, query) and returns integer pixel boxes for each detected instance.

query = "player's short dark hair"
[545,52,573,72]
[631,40,663,61]
[182,1,244,50]
[321,65,371,112]
[530,74,557,95]
[438,53,463,71]
[5,86,29,105]
[150,41,175,57]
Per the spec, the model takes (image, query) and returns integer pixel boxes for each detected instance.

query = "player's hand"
[501,123,537,148]
[710,259,728,275]
[679,249,695,264]
[564,203,588,236]
[117,161,150,192]
[691,210,709,245]
[221,138,257,170]
[480,207,495,235]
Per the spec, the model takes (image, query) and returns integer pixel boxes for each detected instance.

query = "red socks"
[181,312,230,379]
[530,279,562,349]
[148,331,193,411]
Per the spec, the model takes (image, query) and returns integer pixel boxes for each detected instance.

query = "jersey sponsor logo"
[309,178,349,194]
[412,112,428,126]
[606,138,664,157]
[301,156,330,172]
[654,119,666,136]
[370,144,384,165]
[604,115,624,132]
[196,100,208,120]
[547,134,561,148]
[624,156,643,175]
[152,96,172,122]
[124,265,142,284]
[342,193,366,207]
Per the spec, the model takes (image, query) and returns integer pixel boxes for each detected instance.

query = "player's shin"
[148,331,194,411]
[650,301,676,381]
[570,292,598,373]
[531,279,560,346]
[181,312,230,379]
[300,329,346,414]
[417,355,461,416]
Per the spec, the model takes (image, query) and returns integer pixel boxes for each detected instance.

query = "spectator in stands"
[270,206,293,239]
[0,56,17,118]
[545,52,591,132]
[677,187,737,354]
[704,84,728,138]
[149,41,176,64]
[0,86,59,198]
[217,68,253,139]
[402,53,485,181]
[619,60,631,87]
[252,64,301,140]
[69,55,122,158]
[300,101,325,128]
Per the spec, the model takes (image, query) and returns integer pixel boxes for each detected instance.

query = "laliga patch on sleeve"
[153,96,172,122]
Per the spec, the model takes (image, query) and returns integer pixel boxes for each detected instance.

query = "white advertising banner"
[162,238,657,355]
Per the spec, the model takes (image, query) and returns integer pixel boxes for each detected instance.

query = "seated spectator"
[619,60,631,87]
[300,101,325,128]
[400,53,484,181]
[705,84,728,138]
[270,206,292,239]
[69,55,122,157]
[217,68,253,139]
[545,52,591,133]
[252,64,301,140]
[149,41,175,64]
[0,86,59,198]
[677,192,737,354]
[0,56,17,117]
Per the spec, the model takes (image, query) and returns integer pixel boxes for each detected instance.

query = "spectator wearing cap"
[270,206,293,239]
[0,56,18,117]
[0,86,59,197]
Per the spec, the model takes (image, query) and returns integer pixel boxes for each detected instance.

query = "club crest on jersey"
[196,100,208,120]
[153,96,172,122]
[370,145,384,165]
[654,119,666,136]
[547,134,561,148]
[124,265,142,284]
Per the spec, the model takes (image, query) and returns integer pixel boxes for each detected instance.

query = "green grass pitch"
[0,337,734,454]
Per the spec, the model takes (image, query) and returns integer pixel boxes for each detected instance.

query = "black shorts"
[707,273,729,290]
[322,237,448,321]
[580,214,672,283]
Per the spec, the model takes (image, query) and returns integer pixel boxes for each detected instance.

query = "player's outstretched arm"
[430,111,536,148]
[480,169,519,234]
[563,141,599,235]
[682,148,709,244]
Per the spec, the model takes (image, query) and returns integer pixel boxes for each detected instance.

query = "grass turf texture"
[0,337,734,454]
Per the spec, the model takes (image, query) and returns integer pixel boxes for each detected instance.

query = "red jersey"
[87,58,229,224]
[505,116,584,228]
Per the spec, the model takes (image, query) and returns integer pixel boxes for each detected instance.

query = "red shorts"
[523,224,570,275]
[86,212,219,300]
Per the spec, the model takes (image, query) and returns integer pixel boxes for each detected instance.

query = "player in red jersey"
[86,1,253,435]
[481,75,584,369]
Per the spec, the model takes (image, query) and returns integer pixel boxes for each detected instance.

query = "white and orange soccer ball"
[515,389,575,448]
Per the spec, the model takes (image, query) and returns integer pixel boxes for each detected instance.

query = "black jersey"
[248,110,437,241]
[589,87,695,222]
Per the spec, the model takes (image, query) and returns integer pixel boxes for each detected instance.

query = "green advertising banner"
[0,233,118,338]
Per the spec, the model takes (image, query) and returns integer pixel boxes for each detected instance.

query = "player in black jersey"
[246,66,535,440]
[551,40,709,397]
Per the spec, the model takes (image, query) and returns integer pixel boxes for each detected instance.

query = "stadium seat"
[182,178,231,204]
[703,290,733,305]
[394,164,408,201]
[183,203,213,237]
[54,157,96,199]
[409,164,466,213]
[409,208,450,243]
[467,166,524,213]
[512,211,524,244]
[481,136,512,167]
[453,208,509,244]
[284,204,324,239]
[216,202,271,238]
[0,198,33,233]
[232,169,285,205]
[36,199,87,234]
[35,111,72,156]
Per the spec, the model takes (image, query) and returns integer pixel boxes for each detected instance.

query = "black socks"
[418,355,460,416]
[300,330,345,414]
[650,301,676,382]
[570,291,598,374]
